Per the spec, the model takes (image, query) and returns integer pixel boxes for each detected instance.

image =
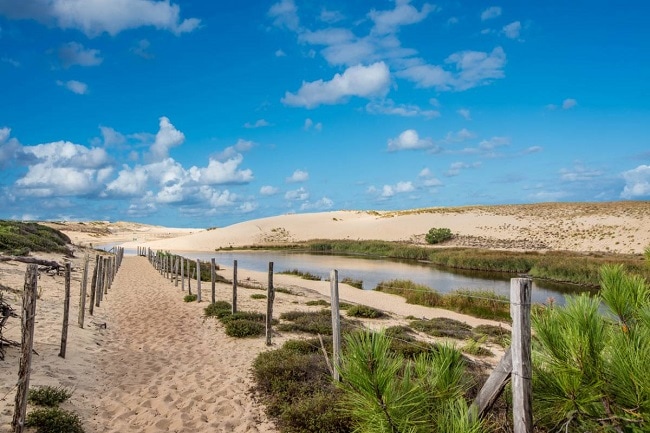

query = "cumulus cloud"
[481,6,502,21]
[287,169,309,183]
[260,185,279,196]
[319,8,344,24]
[387,129,435,151]
[57,79,88,94]
[131,39,154,59]
[0,0,200,36]
[444,128,476,143]
[282,62,390,108]
[369,0,437,35]
[303,118,322,131]
[560,164,604,182]
[621,165,650,199]
[366,99,440,118]
[0,127,22,168]
[268,0,299,31]
[244,119,270,128]
[213,139,255,161]
[298,28,355,45]
[147,116,184,162]
[99,126,127,147]
[300,197,333,210]
[285,187,309,200]
[562,98,577,109]
[189,154,253,185]
[381,181,414,197]
[457,108,471,120]
[478,136,510,150]
[502,21,521,39]
[445,161,481,177]
[58,42,102,67]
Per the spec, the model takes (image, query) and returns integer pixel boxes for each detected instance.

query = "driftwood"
[0,255,62,270]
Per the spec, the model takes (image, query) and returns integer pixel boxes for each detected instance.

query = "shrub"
[425,227,453,244]
[306,300,329,306]
[25,407,84,433]
[278,310,333,335]
[28,386,71,407]
[346,304,384,319]
[251,293,267,299]
[225,319,265,337]
[280,269,322,281]
[183,294,197,302]
[204,301,232,317]
[341,277,363,289]
[409,317,474,339]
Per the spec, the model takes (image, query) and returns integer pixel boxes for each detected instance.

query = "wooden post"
[102,257,109,296]
[181,256,185,291]
[58,263,72,358]
[175,256,180,287]
[330,269,341,381]
[196,259,202,302]
[232,260,238,314]
[470,348,512,421]
[12,264,38,433]
[511,277,533,433]
[211,258,216,304]
[266,262,275,346]
[89,255,99,316]
[96,257,104,306]
[78,254,89,328]
[187,259,192,295]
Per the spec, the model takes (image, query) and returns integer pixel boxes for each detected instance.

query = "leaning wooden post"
[511,277,533,433]
[78,254,89,328]
[196,259,202,302]
[89,255,99,316]
[211,258,216,304]
[58,263,72,358]
[12,264,38,433]
[266,262,275,346]
[232,260,238,314]
[330,269,341,381]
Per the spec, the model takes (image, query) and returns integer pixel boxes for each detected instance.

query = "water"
[173,250,586,305]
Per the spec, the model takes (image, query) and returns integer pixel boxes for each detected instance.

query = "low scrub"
[278,310,333,335]
[204,301,232,317]
[346,304,384,319]
[25,407,84,433]
[250,293,267,299]
[280,269,322,281]
[225,319,265,338]
[341,277,363,289]
[28,386,71,407]
[425,227,453,244]
[409,317,474,340]
[183,294,197,302]
[0,221,71,256]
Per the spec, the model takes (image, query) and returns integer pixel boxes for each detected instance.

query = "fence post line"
[196,259,202,302]
[58,263,72,358]
[12,264,38,433]
[89,255,99,316]
[187,259,192,295]
[175,256,180,287]
[266,262,275,346]
[211,258,216,304]
[511,277,533,433]
[78,254,89,328]
[95,257,103,308]
[181,257,185,291]
[330,269,341,381]
[232,260,238,314]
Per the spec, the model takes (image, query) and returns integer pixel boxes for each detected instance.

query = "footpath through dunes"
[86,256,277,433]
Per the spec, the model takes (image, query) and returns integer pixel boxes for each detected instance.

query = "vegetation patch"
[305,300,329,306]
[203,301,232,317]
[425,227,453,244]
[0,221,71,256]
[279,269,322,281]
[183,294,197,302]
[26,407,84,433]
[278,310,334,335]
[341,277,363,289]
[385,325,439,358]
[28,386,71,407]
[225,319,265,338]
[345,304,385,319]
[409,317,474,340]
[250,293,267,299]
[275,287,295,295]
[474,324,510,347]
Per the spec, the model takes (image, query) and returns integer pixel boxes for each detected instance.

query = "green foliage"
[224,319,265,337]
[337,329,482,433]
[645,245,650,264]
[250,293,267,299]
[203,301,232,317]
[280,269,322,281]
[305,300,329,306]
[28,386,72,407]
[278,310,333,335]
[425,227,453,244]
[409,317,474,340]
[25,407,84,433]
[532,264,650,431]
[345,304,385,318]
[0,221,71,255]
[183,294,197,302]
[341,277,363,289]
[385,325,439,358]
[252,339,352,432]
[275,287,295,295]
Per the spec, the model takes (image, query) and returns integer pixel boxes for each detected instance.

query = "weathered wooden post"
[330,269,341,381]
[181,256,185,291]
[266,262,275,346]
[89,255,99,316]
[58,263,72,358]
[175,256,180,287]
[12,265,38,433]
[511,277,533,433]
[78,254,89,328]
[211,258,216,304]
[232,260,238,314]
[196,259,202,302]
[187,259,192,295]
[95,256,103,308]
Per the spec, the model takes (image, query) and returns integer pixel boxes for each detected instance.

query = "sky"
[0,0,649,228]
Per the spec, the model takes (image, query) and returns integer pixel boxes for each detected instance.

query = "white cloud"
[244,119,270,129]
[106,164,150,197]
[147,116,184,162]
[621,165,650,199]
[0,127,22,168]
[369,0,436,35]
[301,196,334,210]
[99,126,126,147]
[320,38,377,66]
[190,154,253,185]
[320,8,344,24]
[444,128,476,143]
[268,0,299,31]
[298,28,355,45]
[1,57,20,67]
[502,21,521,39]
[131,39,154,59]
[366,99,440,118]
[445,161,481,177]
[303,118,322,131]
[524,146,543,154]
[0,0,200,36]
[418,168,442,187]
[562,98,577,109]
[285,187,309,200]
[58,42,102,67]
[478,136,510,150]
[287,169,309,183]
[457,108,471,120]
[282,62,390,108]
[57,79,88,94]
[387,129,435,151]
[260,185,279,196]
[381,181,414,197]
[214,139,255,161]
[481,6,502,21]
[239,201,258,213]
[275,49,287,57]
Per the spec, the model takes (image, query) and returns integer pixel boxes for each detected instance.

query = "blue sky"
[1,1,648,227]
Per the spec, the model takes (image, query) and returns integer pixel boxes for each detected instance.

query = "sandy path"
[85,256,276,433]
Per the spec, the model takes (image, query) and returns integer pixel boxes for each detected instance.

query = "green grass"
[0,220,71,256]
[279,269,322,281]
[250,293,267,299]
[306,300,329,306]
[183,294,197,302]
[345,304,385,319]
[341,277,363,289]
[28,386,72,407]
[25,407,84,433]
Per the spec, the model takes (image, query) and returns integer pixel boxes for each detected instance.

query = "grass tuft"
[28,386,72,407]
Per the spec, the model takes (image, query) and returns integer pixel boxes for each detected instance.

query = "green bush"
[341,277,363,289]
[278,310,333,335]
[306,300,329,306]
[425,227,453,244]
[25,407,84,433]
[28,386,71,407]
[346,304,384,319]
[225,319,265,337]
[409,317,474,340]
[204,301,232,317]
[183,294,197,302]
[251,293,267,299]
[0,221,71,255]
